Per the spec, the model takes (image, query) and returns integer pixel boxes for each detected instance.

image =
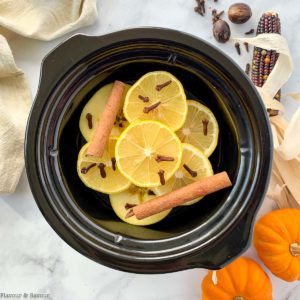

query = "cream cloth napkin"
[0,0,97,41]
[235,34,300,209]
[0,0,97,194]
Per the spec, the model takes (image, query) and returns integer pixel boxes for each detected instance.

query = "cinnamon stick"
[126,172,232,220]
[86,81,125,157]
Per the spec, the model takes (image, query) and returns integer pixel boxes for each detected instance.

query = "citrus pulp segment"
[79,83,130,141]
[176,100,219,157]
[77,138,131,194]
[153,143,213,205]
[110,186,170,226]
[115,120,182,187]
[123,71,187,131]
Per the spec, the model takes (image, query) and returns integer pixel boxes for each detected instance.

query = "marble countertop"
[1,0,300,299]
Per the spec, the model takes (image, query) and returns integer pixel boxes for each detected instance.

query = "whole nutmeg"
[228,3,252,24]
[213,20,231,43]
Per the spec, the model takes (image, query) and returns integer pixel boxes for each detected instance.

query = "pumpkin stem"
[290,243,300,257]
[233,297,244,300]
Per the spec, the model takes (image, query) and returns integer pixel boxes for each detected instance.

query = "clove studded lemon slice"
[110,186,171,226]
[77,137,131,194]
[79,83,131,141]
[153,143,213,205]
[123,71,187,131]
[176,100,219,157]
[115,120,182,187]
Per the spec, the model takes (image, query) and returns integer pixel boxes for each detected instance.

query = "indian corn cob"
[251,12,281,116]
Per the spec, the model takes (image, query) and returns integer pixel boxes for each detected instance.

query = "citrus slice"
[123,71,187,131]
[110,186,170,226]
[115,120,182,187]
[77,137,131,194]
[79,83,130,141]
[153,143,213,205]
[176,100,219,157]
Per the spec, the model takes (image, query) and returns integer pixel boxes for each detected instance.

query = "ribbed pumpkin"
[254,208,300,282]
[202,257,272,300]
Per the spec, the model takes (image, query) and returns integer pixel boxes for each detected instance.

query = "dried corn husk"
[234,33,300,209]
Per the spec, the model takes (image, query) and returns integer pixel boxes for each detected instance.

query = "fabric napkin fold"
[0,0,97,41]
[0,0,97,194]
[0,35,31,193]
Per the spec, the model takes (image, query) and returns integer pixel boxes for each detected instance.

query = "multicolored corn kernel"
[251,12,281,116]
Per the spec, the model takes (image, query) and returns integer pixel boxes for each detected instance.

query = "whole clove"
[156,80,172,91]
[86,113,93,129]
[183,164,198,178]
[213,19,231,43]
[98,163,106,178]
[125,203,137,210]
[244,42,249,52]
[81,163,96,174]
[194,0,206,16]
[202,118,209,135]
[245,28,254,35]
[212,9,224,23]
[147,189,156,196]
[245,63,250,75]
[138,95,150,103]
[155,155,175,163]
[235,42,241,55]
[158,169,166,185]
[143,101,161,113]
[111,157,117,171]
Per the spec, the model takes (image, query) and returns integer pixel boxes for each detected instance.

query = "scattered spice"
[183,164,198,177]
[98,163,106,178]
[126,172,232,220]
[86,113,93,129]
[235,42,241,55]
[158,169,166,185]
[143,101,161,113]
[81,163,96,174]
[212,9,224,23]
[202,118,209,135]
[213,19,231,43]
[245,28,254,35]
[228,3,252,24]
[155,155,175,163]
[111,157,116,171]
[245,63,250,75]
[138,95,150,103]
[194,0,206,16]
[244,42,249,52]
[125,203,137,210]
[147,189,156,196]
[156,80,172,91]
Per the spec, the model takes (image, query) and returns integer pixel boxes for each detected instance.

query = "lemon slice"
[123,71,187,131]
[110,186,170,226]
[176,100,219,157]
[115,120,182,187]
[77,138,131,194]
[153,143,213,205]
[79,83,130,141]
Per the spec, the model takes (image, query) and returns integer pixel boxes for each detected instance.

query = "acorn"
[213,19,231,43]
[228,3,252,24]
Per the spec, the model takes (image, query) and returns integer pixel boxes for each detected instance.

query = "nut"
[228,3,252,24]
[213,20,231,43]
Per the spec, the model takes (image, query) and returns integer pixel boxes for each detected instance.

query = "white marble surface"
[1,0,300,299]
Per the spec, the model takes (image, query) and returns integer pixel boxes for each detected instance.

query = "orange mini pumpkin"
[202,257,272,300]
[254,208,300,282]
